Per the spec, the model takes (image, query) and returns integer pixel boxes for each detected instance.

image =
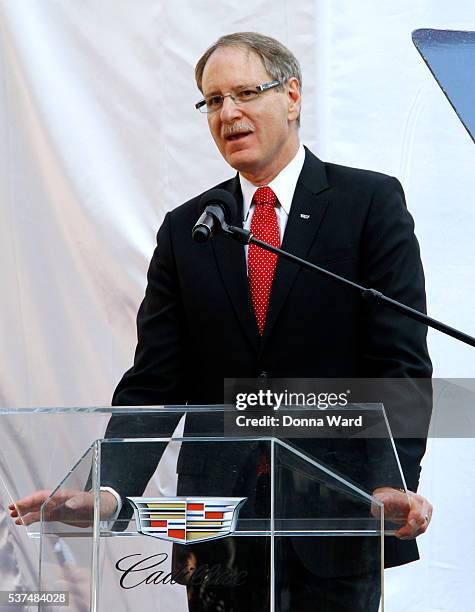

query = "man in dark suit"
[11,31,433,612]
[104,31,433,611]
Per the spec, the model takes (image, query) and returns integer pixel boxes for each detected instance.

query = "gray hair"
[195,32,302,125]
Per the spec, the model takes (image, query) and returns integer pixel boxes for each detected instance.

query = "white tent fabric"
[1,1,475,610]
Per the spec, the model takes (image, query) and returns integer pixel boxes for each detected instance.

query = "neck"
[240,138,300,186]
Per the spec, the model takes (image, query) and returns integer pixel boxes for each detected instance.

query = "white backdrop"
[1,1,475,610]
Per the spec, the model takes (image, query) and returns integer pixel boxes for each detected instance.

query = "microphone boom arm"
[223,224,475,349]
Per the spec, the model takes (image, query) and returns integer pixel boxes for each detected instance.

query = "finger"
[394,520,419,539]
[398,502,433,539]
[406,499,430,529]
[14,511,41,526]
[394,512,428,539]
[395,525,426,539]
[421,500,433,524]
[13,500,44,514]
[413,505,432,533]
[13,490,52,514]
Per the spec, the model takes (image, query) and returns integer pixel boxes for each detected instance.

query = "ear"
[286,77,301,123]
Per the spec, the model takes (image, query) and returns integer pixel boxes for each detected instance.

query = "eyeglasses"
[195,80,281,114]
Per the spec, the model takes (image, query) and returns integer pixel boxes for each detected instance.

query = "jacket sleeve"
[101,211,187,516]
[112,211,188,407]
[360,176,432,492]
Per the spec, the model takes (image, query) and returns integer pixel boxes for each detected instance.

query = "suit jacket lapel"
[262,148,330,343]
[211,175,261,352]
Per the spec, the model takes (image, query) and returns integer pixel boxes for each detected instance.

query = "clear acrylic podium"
[2,405,408,611]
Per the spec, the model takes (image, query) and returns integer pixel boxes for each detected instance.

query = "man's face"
[200,46,300,184]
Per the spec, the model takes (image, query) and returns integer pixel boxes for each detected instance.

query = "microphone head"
[199,189,238,224]
[192,225,211,243]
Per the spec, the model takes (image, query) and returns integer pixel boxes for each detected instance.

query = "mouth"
[222,123,254,142]
[226,132,251,141]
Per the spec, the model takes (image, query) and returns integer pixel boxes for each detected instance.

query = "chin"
[225,150,259,173]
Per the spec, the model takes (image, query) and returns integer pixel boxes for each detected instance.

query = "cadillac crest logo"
[127,497,247,544]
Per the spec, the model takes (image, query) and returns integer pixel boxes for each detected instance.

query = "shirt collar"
[239,143,305,219]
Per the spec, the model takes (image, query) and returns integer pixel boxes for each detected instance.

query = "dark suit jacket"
[104,147,432,573]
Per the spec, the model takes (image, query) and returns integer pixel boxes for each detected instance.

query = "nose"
[220,95,242,123]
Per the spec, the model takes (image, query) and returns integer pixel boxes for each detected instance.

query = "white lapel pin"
[300,214,310,220]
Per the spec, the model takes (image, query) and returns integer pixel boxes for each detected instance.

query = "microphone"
[192,189,238,243]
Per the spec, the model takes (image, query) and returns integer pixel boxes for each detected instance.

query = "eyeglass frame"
[195,79,282,114]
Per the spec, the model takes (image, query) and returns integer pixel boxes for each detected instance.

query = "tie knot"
[253,186,277,207]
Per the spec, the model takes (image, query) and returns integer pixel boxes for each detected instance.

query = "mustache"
[221,122,254,138]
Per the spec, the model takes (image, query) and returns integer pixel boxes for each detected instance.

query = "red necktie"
[248,186,280,335]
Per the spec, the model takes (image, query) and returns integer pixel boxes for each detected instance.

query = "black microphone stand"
[222,224,475,349]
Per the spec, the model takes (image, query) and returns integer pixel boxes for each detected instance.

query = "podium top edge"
[0,404,385,415]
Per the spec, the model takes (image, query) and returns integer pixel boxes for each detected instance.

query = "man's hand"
[372,487,433,540]
[8,489,118,528]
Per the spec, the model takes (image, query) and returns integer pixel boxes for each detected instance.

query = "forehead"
[201,46,271,93]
